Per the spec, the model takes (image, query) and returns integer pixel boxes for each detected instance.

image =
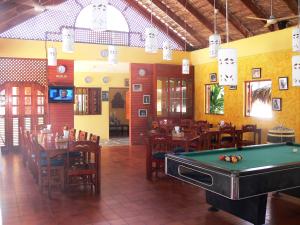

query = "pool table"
[165,143,300,225]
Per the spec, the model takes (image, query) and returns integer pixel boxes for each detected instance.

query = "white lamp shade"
[62,28,74,53]
[182,58,190,74]
[90,0,108,31]
[209,34,221,58]
[218,48,238,86]
[145,27,158,53]
[292,55,300,86]
[163,40,172,60]
[292,27,300,52]
[108,45,118,64]
[47,47,57,66]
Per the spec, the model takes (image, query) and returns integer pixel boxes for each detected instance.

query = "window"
[205,84,224,114]
[75,88,101,115]
[245,80,272,118]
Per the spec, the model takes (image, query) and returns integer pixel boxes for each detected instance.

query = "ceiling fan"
[246,0,299,28]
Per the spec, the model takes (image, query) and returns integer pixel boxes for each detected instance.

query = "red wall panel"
[47,60,74,134]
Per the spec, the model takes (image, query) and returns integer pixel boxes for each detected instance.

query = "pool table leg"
[206,191,268,225]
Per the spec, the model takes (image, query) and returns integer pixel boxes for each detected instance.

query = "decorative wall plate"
[102,76,110,83]
[84,76,93,83]
[100,49,108,58]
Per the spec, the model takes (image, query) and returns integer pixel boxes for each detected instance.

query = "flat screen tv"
[48,86,74,103]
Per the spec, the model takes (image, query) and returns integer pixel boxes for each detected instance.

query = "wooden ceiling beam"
[124,0,195,50]
[151,0,205,48]
[240,0,272,31]
[206,0,252,37]
[175,0,214,33]
[282,0,298,15]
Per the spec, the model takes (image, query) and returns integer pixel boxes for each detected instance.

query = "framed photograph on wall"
[138,109,147,117]
[278,77,288,90]
[252,68,261,79]
[210,73,217,82]
[101,91,109,101]
[143,95,150,104]
[272,98,282,111]
[132,84,142,92]
[229,85,237,90]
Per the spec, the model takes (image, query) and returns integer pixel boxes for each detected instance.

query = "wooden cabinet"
[153,64,194,119]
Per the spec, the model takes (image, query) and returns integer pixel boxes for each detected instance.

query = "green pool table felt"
[180,144,300,171]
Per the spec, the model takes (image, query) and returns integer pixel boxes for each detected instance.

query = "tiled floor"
[1,145,300,225]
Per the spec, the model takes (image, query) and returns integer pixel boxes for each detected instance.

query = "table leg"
[206,191,267,225]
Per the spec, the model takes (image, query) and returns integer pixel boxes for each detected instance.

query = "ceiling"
[0,0,298,50]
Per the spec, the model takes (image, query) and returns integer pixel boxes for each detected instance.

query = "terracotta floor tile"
[2,146,300,225]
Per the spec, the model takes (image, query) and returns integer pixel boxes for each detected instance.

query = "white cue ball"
[293,148,298,153]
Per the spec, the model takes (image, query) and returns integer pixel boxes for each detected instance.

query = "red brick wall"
[47,60,74,134]
[130,64,153,145]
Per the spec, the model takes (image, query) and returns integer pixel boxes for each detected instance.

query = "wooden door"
[0,82,46,151]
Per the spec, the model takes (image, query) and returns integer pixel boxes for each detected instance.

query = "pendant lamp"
[108,45,118,64]
[218,0,238,86]
[47,47,57,66]
[292,55,300,86]
[163,7,172,60]
[62,27,74,53]
[182,0,189,74]
[163,40,172,60]
[91,0,108,31]
[292,0,300,52]
[145,0,158,53]
[209,3,221,58]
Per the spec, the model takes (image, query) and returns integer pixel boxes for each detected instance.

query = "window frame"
[205,83,224,115]
[75,87,102,115]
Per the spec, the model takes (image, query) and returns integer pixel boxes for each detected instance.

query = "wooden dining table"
[205,127,262,148]
[170,133,200,152]
[38,133,69,198]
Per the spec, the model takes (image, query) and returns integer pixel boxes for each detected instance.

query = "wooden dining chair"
[31,136,65,193]
[146,134,170,179]
[68,128,76,141]
[239,124,257,146]
[89,133,100,145]
[217,128,237,149]
[66,141,101,194]
[78,130,88,141]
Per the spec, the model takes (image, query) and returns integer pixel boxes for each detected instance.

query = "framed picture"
[124,78,129,87]
[101,91,109,101]
[210,73,217,82]
[143,95,150,104]
[132,84,142,92]
[252,68,261,79]
[272,98,282,111]
[278,77,288,90]
[138,109,147,117]
[229,85,237,90]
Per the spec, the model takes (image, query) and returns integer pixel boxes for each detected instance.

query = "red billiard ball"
[219,155,225,161]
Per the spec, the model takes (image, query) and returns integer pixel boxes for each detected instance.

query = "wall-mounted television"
[48,86,74,103]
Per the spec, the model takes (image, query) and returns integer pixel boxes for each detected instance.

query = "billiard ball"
[225,156,231,162]
[237,155,243,161]
[293,148,298,153]
[231,156,238,163]
[219,155,225,161]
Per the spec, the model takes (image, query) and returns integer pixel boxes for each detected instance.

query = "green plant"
[210,84,224,114]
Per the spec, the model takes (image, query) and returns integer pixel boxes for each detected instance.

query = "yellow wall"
[191,27,300,143]
[0,38,188,140]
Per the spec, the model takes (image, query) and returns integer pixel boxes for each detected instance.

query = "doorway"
[109,88,129,138]
[0,82,46,151]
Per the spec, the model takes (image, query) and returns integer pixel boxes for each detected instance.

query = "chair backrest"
[69,128,76,141]
[219,123,235,131]
[89,133,100,145]
[78,130,88,141]
[150,134,170,153]
[69,140,99,154]
[217,129,237,148]
[180,119,193,129]
[241,124,257,144]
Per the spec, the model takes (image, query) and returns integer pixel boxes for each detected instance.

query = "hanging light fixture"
[163,6,172,60]
[91,0,108,31]
[209,0,221,58]
[108,45,118,64]
[145,0,158,53]
[62,27,74,53]
[47,47,57,66]
[182,0,189,74]
[218,0,237,86]
[292,55,300,86]
[292,0,300,52]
